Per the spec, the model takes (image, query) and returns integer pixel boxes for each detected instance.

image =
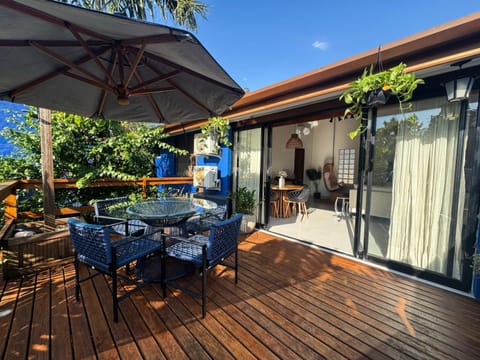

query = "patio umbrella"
[0,0,244,124]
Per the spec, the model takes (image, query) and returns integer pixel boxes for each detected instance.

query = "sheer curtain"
[236,128,262,207]
[387,98,465,277]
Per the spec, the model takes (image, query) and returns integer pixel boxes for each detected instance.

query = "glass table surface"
[105,197,218,227]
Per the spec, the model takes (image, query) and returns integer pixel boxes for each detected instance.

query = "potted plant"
[198,116,232,154]
[340,62,424,138]
[229,186,256,233]
[306,168,322,199]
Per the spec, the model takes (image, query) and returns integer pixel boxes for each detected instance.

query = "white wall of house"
[271,118,359,197]
[271,125,296,179]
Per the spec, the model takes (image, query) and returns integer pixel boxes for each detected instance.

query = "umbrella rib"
[62,71,111,92]
[1,0,112,41]
[129,70,180,92]
[0,39,109,47]
[65,22,117,87]
[121,33,193,46]
[141,51,244,95]
[139,56,213,114]
[7,46,112,98]
[30,41,111,90]
[124,43,147,91]
[130,86,175,96]
[124,53,166,122]
[97,51,119,117]
[167,78,214,114]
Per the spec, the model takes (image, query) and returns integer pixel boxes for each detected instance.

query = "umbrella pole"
[39,108,56,230]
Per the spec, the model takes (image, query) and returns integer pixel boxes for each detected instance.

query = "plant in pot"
[340,62,424,138]
[198,116,232,154]
[306,168,322,199]
[472,241,480,299]
[229,186,256,233]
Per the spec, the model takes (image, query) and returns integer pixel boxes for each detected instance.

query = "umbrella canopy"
[0,0,244,124]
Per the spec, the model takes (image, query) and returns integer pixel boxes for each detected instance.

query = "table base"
[135,253,194,283]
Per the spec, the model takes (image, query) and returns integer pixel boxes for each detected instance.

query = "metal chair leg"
[74,256,80,301]
[112,271,118,322]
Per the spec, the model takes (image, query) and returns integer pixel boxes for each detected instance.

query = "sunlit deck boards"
[1,230,480,359]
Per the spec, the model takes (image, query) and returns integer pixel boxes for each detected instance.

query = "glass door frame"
[358,95,480,292]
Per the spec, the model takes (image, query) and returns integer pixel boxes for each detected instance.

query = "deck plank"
[28,270,51,359]
[4,275,35,359]
[65,265,97,359]
[1,231,480,359]
[50,266,74,360]
[0,279,21,358]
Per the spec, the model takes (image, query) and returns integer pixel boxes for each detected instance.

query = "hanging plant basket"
[366,88,392,107]
[339,62,424,138]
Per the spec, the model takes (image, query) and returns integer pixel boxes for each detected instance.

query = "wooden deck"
[1,230,480,359]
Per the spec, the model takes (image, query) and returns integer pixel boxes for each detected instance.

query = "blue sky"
[186,0,479,92]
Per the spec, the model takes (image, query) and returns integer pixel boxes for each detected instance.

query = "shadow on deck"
[1,231,480,359]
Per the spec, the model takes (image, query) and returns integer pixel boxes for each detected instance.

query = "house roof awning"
[222,12,480,124]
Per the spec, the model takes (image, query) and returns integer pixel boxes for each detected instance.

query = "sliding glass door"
[363,94,478,284]
[233,128,263,223]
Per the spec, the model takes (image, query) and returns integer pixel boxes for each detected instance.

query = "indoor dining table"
[271,184,304,218]
[105,197,218,282]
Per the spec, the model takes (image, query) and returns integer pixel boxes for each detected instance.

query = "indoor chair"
[285,186,310,218]
[270,190,280,217]
[161,213,242,318]
[67,218,162,322]
[323,163,349,201]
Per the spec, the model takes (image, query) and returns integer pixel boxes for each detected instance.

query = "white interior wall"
[271,117,360,198]
[271,125,296,179]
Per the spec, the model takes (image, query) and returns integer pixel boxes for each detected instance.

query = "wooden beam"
[39,108,56,230]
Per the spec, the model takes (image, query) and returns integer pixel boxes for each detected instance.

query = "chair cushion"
[166,234,208,265]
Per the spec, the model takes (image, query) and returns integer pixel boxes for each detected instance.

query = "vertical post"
[353,108,369,258]
[362,107,377,259]
[39,108,56,230]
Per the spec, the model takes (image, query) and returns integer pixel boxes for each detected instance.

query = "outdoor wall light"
[444,76,475,102]
[286,133,303,149]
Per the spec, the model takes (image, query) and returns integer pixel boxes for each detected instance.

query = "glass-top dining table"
[105,197,218,282]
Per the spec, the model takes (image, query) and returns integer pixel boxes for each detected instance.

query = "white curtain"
[236,128,262,207]
[387,99,465,277]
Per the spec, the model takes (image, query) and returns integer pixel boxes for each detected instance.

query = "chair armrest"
[94,214,127,225]
[111,231,162,267]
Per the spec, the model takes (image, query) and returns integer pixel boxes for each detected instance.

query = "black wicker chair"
[185,204,227,235]
[67,218,162,322]
[161,213,242,318]
[93,196,147,236]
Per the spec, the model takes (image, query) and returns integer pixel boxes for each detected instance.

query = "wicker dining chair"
[93,196,147,236]
[67,218,162,322]
[161,213,242,318]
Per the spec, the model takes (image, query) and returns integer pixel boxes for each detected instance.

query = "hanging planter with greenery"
[198,116,232,154]
[340,62,424,138]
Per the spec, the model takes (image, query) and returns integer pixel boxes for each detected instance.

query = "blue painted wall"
[155,130,233,198]
[196,143,232,198]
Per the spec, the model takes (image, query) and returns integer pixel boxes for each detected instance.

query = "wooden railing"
[1,176,193,222]
[0,177,194,278]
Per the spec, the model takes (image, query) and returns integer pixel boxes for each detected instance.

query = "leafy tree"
[59,0,208,30]
[0,107,188,208]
